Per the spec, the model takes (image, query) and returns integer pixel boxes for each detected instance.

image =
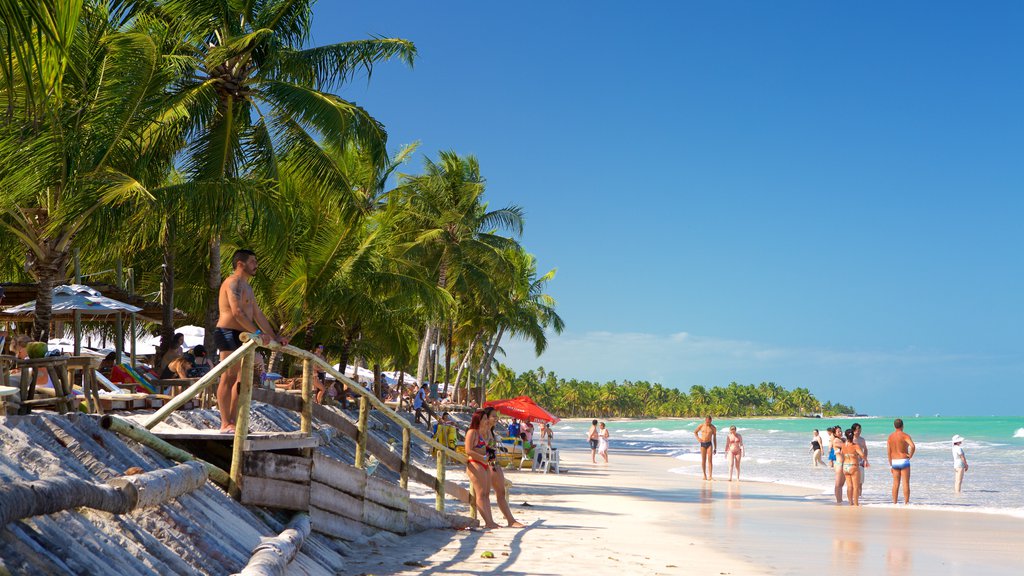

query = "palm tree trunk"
[415,325,436,387]
[478,326,505,383]
[203,236,221,353]
[453,332,480,402]
[373,363,383,399]
[443,323,453,397]
[158,214,176,361]
[416,258,447,389]
[29,244,70,342]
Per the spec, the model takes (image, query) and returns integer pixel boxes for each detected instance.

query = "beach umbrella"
[484,395,560,424]
[3,284,142,317]
[5,285,143,355]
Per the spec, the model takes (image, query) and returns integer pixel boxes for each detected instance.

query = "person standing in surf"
[695,416,717,481]
[887,418,916,504]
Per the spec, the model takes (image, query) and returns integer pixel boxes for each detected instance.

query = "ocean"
[553,416,1024,518]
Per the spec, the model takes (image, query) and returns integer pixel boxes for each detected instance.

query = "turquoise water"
[555,416,1024,517]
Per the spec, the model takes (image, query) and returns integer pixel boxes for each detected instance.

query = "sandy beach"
[348,447,1024,576]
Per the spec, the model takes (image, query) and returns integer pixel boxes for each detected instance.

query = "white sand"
[347,448,1024,575]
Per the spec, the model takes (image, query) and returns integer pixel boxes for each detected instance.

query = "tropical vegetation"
[0,1,560,404]
[487,366,857,418]
[0,2,852,418]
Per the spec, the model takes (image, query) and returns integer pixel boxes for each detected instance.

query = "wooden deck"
[149,427,319,452]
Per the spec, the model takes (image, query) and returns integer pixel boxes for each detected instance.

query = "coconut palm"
[0,4,183,339]
[155,0,416,345]
[392,151,524,393]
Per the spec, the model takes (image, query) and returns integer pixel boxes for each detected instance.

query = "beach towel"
[119,363,159,393]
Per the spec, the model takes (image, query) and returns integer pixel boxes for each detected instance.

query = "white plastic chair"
[534,444,559,474]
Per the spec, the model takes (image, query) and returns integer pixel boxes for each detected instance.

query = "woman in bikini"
[840,428,867,506]
[465,408,500,529]
[831,425,846,504]
[483,416,524,528]
[725,425,744,481]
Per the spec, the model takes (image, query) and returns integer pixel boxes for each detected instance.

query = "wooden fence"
[141,334,470,513]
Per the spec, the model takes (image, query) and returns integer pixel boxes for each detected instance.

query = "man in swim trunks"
[695,416,717,481]
[216,249,288,433]
[886,418,916,504]
[587,419,599,463]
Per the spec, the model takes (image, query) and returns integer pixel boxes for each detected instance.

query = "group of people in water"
[812,418,969,505]
[694,416,968,505]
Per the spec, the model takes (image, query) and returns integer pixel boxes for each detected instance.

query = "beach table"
[66,356,103,414]
[15,356,73,414]
[0,355,16,411]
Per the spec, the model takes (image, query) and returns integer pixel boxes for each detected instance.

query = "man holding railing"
[214,249,288,433]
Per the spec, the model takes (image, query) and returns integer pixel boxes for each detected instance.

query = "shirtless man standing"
[214,249,287,433]
[886,418,916,504]
[587,420,599,463]
[695,416,717,480]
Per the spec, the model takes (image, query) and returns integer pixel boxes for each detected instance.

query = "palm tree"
[0,4,181,339]
[393,151,524,395]
[157,0,416,347]
[476,248,564,383]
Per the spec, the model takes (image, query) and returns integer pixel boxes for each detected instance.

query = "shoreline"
[354,447,1024,575]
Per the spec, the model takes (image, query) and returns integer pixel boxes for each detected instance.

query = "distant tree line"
[487,366,856,418]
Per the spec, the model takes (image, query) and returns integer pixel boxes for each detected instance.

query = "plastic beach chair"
[534,444,559,474]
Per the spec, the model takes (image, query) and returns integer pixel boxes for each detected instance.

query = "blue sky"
[313,2,1024,416]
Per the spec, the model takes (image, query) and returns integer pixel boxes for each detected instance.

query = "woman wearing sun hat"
[951,434,969,493]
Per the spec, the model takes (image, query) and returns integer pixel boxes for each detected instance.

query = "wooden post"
[354,395,369,469]
[229,349,255,499]
[435,449,446,512]
[400,427,410,490]
[115,259,123,361]
[300,358,313,436]
[73,250,81,357]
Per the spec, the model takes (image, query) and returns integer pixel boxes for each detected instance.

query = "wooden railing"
[142,334,470,513]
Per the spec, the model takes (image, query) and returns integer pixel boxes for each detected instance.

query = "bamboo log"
[144,339,259,429]
[229,349,256,499]
[107,461,208,509]
[236,512,311,576]
[99,414,230,487]
[0,461,207,526]
[354,395,369,469]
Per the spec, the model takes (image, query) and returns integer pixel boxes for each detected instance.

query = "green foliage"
[488,367,856,418]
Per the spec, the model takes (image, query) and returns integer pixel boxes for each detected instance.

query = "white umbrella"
[4,284,142,316]
[383,371,418,386]
[6,285,143,356]
[176,325,205,348]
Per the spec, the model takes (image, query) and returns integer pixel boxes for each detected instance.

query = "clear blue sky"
[313,1,1024,416]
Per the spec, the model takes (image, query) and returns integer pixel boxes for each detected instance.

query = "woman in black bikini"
[466,408,500,529]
